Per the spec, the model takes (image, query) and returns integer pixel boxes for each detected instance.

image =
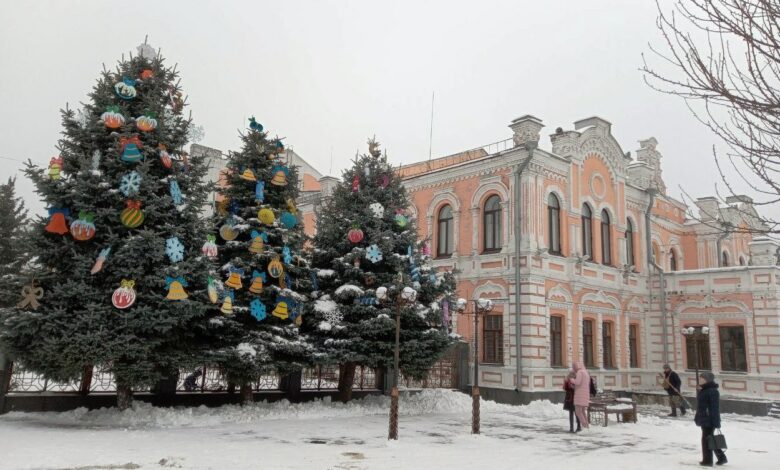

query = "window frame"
[628,323,639,368]
[550,315,564,367]
[721,251,729,267]
[482,195,502,254]
[684,328,712,370]
[625,218,635,270]
[482,314,504,364]
[600,209,612,266]
[548,194,562,255]
[583,319,595,368]
[582,204,593,261]
[719,325,748,372]
[602,321,615,369]
[436,205,454,258]
[669,249,678,271]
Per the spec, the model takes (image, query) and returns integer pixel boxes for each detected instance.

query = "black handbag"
[707,429,727,450]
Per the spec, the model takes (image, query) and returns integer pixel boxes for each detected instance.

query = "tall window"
[626,219,635,269]
[719,326,747,372]
[601,210,612,265]
[685,329,711,370]
[583,319,594,367]
[602,321,614,368]
[548,194,562,255]
[669,250,678,271]
[550,315,563,367]
[629,324,639,368]
[582,204,593,261]
[721,251,729,267]
[739,256,746,266]
[483,315,503,364]
[483,195,502,252]
[437,205,453,257]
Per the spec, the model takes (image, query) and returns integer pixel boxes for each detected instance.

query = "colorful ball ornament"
[114,77,137,100]
[120,200,144,228]
[219,222,238,241]
[165,237,185,263]
[165,276,188,300]
[48,157,63,180]
[140,69,154,80]
[280,211,297,229]
[112,279,136,309]
[120,135,143,163]
[158,144,173,169]
[45,207,70,235]
[201,234,218,259]
[70,211,96,241]
[258,208,275,225]
[395,214,408,228]
[101,106,125,129]
[267,257,284,278]
[348,227,364,244]
[119,171,142,197]
[135,113,157,132]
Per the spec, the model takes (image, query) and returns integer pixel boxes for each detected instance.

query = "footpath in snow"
[0,389,778,469]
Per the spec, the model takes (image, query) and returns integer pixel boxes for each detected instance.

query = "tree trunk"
[280,369,302,402]
[240,383,253,404]
[338,362,357,403]
[116,382,133,410]
[79,364,93,396]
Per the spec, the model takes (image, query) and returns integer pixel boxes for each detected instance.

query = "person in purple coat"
[569,361,591,430]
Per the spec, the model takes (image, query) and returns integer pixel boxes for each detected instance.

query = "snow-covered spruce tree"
[0,177,30,307]
[0,43,219,409]
[209,118,312,403]
[302,139,456,402]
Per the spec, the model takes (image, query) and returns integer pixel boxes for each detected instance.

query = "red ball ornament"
[348,227,364,244]
[112,280,137,309]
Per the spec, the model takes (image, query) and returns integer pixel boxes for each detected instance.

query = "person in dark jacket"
[563,370,581,433]
[663,364,687,417]
[694,372,727,466]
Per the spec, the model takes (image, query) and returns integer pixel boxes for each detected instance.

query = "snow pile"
[0,390,536,430]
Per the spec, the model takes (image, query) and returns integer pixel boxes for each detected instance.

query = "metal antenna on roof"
[329,146,333,175]
[428,91,435,162]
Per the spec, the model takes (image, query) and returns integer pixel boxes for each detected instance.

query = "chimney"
[510,115,544,148]
[695,197,720,222]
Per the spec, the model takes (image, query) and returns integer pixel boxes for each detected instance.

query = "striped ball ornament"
[120,200,145,228]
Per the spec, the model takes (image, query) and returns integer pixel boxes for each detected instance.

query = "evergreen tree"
[0,43,218,409]
[302,139,456,401]
[0,176,30,307]
[209,118,312,403]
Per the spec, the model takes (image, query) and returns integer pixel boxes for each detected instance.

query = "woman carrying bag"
[694,372,727,466]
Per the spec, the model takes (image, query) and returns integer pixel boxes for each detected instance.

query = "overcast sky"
[1,0,773,220]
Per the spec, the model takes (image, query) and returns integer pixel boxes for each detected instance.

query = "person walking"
[563,370,581,433]
[695,372,727,466]
[662,364,687,417]
[569,361,591,430]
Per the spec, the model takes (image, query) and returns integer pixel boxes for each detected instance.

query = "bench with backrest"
[588,390,637,426]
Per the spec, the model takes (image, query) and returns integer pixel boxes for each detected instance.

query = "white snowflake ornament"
[119,171,142,197]
[165,237,185,263]
[366,244,383,264]
[369,203,384,218]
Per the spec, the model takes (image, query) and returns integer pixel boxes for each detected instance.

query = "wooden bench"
[588,390,637,426]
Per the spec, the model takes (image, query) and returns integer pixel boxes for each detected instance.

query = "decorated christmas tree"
[209,118,312,403]
[0,42,218,409]
[302,139,456,401]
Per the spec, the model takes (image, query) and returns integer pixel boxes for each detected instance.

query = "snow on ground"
[0,389,778,470]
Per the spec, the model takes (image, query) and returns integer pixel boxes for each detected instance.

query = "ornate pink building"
[297,115,780,402]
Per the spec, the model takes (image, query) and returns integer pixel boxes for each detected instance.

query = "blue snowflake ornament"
[283,246,293,264]
[250,299,267,321]
[165,237,185,263]
[366,244,383,264]
[119,171,142,197]
[169,180,183,206]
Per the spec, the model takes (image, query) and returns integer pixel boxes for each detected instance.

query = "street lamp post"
[456,297,494,434]
[376,285,417,441]
[681,326,710,386]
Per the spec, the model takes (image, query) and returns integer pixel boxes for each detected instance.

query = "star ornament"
[366,244,383,264]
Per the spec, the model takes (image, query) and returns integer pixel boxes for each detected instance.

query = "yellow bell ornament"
[249,230,266,254]
[220,292,234,315]
[225,268,243,290]
[249,270,265,294]
[165,276,188,301]
[239,168,257,182]
[272,301,289,320]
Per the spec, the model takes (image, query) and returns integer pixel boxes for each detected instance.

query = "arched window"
[739,256,746,266]
[582,204,593,260]
[483,195,502,253]
[437,205,454,257]
[625,219,635,269]
[669,250,678,271]
[721,251,729,267]
[548,194,562,255]
[601,209,611,265]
